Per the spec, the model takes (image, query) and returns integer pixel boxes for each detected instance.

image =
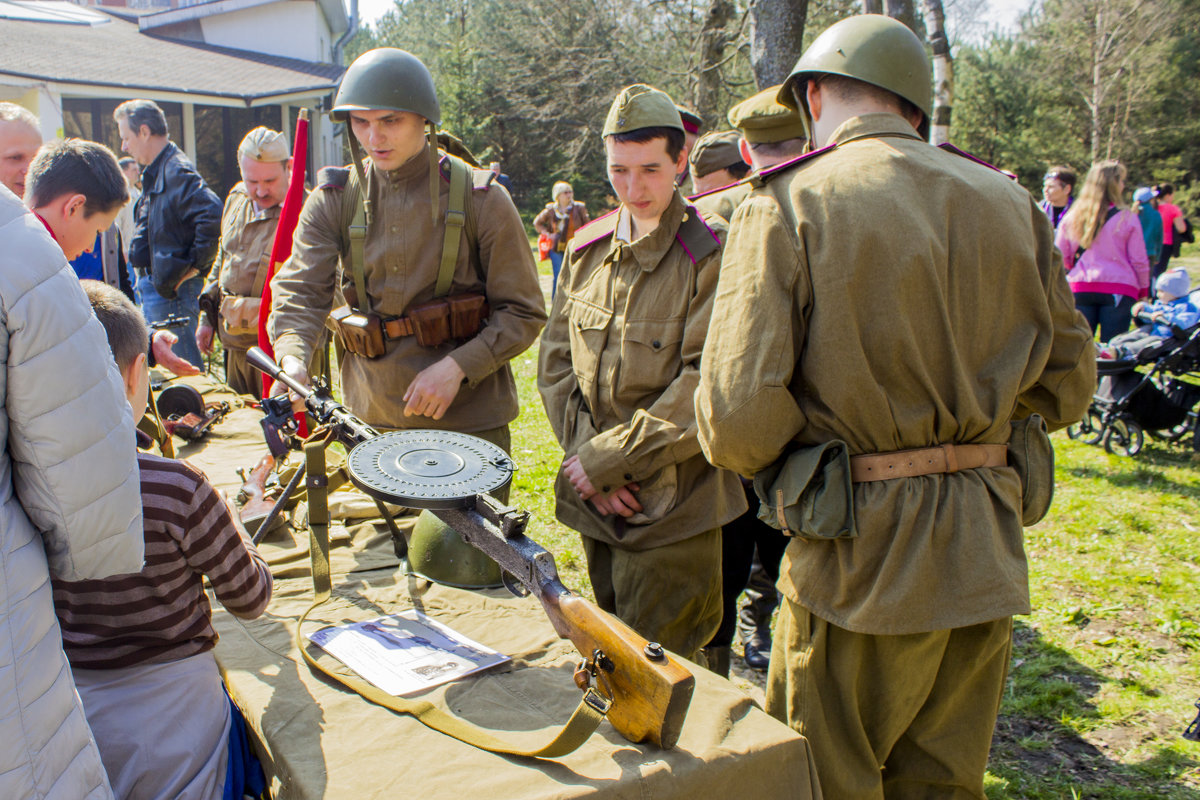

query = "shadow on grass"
[987,621,1200,799]
[1066,460,1200,499]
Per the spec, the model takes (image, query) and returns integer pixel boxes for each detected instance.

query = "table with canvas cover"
[166,375,821,800]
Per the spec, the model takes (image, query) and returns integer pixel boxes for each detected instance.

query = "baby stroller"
[1067,310,1200,456]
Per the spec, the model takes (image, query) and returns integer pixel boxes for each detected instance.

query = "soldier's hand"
[196,321,215,355]
[271,355,309,413]
[590,485,643,518]
[403,356,466,420]
[562,455,596,499]
[151,330,201,377]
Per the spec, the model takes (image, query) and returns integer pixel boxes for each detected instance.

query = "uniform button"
[624,473,633,481]
[602,485,611,492]
[652,340,661,349]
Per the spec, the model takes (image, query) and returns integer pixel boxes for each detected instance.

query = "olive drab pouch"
[219,296,262,337]
[331,305,386,358]
[753,440,857,539]
[408,299,453,347]
[447,293,489,339]
[1007,414,1054,526]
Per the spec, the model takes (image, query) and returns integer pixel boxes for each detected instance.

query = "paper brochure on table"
[307,610,510,696]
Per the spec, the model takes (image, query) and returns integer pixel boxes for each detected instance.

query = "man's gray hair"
[0,102,38,129]
[114,99,168,137]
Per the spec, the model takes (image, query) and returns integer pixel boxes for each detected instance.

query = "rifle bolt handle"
[644,642,665,661]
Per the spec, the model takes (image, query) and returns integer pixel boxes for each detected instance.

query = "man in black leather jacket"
[116,99,221,369]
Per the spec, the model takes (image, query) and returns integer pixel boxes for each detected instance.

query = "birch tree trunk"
[748,0,809,89]
[923,0,953,144]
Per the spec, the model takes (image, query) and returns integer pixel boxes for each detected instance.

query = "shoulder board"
[317,165,350,190]
[676,207,722,265]
[227,181,248,199]
[471,168,495,191]
[751,142,837,187]
[571,208,619,251]
[936,143,1017,180]
[687,176,751,202]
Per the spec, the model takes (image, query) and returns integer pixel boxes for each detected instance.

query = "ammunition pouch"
[198,281,220,329]
[219,295,262,337]
[331,305,386,358]
[409,292,489,347]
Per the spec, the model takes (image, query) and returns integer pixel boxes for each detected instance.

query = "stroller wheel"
[1068,409,1104,446]
[1104,419,1144,456]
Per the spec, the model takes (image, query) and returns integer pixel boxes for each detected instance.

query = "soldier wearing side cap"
[696,15,1094,797]
[198,127,299,397]
[674,105,702,195]
[687,130,750,222]
[268,48,545,449]
[537,85,746,664]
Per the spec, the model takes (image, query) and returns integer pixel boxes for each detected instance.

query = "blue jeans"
[549,250,564,299]
[1074,292,1134,343]
[136,273,204,369]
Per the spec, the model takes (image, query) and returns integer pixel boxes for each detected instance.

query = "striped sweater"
[53,452,273,669]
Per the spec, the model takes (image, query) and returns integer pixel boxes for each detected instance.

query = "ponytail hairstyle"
[1061,160,1126,249]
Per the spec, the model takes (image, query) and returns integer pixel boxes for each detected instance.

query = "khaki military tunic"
[269,153,546,432]
[538,192,746,551]
[691,181,751,224]
[214,184,281,351]
[697,114,1096,635]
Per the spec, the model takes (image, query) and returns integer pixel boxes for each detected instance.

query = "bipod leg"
[371,498,408,559]
[252,463,306,546]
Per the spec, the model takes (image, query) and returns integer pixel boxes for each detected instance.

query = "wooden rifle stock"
[237,453,277,535]
[539,590,694,749]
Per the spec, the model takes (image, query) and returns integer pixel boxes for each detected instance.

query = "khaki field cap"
[237,127,289,162]
[778,13,933,139]
[727,86,808,144]
[689,130,746,177]
[603,84,684,137]
[330,47,441,125]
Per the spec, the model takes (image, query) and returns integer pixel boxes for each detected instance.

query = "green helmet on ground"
[407,510,503,590]
[777,14,932,140]
[330,47,441,125]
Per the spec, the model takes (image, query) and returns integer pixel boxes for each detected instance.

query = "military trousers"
[582,528,722,664]
[766,599,1012,800]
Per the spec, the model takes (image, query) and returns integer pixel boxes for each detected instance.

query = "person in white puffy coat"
[0,181,144,800]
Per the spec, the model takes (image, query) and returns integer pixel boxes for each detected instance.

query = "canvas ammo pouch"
[1007,413,1054,526]
[330,305,386,358]
[219,295,262,337]
[752,440,857,540]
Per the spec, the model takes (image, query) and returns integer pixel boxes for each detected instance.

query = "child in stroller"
[1070,269,1200,456]
[1101,268,1200,361]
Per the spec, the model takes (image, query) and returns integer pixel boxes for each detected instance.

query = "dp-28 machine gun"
[245,347,694,752]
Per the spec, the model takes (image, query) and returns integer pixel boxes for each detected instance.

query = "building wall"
[199,2,333,63]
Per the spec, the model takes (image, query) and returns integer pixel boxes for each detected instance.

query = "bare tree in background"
[923,0,953,143]
[695,0,740,126]
[749,0,809,88]
[862,0,918,30]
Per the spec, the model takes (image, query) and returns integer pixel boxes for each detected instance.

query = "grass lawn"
[505,244,1200,798]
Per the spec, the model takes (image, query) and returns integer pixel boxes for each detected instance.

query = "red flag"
[257,109,309,430]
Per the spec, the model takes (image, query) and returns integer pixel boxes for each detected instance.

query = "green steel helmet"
[330,48,441,125]
[778,14,932,139]
[406,510,503,590]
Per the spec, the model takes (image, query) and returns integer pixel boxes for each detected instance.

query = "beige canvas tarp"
[171,378,822,800]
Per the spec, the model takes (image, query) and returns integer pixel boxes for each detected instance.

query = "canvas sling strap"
[341,149,473,318]
[294,432,610,758]
[850,443,1008,483]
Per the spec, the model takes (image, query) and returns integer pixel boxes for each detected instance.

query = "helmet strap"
[427,120,440,223]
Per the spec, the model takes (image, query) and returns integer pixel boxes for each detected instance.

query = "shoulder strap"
[571,209,619,252]
[676,207,722,264]
[341,167,371,314]
[437,156,471,297]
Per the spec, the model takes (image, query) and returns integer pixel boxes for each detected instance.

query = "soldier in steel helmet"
[696,15,1094,797]
[198,126,303,398]
[537,84,746,664]
[268,49,545,454]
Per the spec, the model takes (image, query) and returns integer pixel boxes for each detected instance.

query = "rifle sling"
[294,431,609,758]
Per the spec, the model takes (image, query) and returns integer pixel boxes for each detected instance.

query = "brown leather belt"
[381,316,415,339]
[849,443,1008,483]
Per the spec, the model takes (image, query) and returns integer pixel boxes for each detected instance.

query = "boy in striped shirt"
[52,279,273,800]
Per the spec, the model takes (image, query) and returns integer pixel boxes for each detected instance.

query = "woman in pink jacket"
[1056,160,1150,343]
